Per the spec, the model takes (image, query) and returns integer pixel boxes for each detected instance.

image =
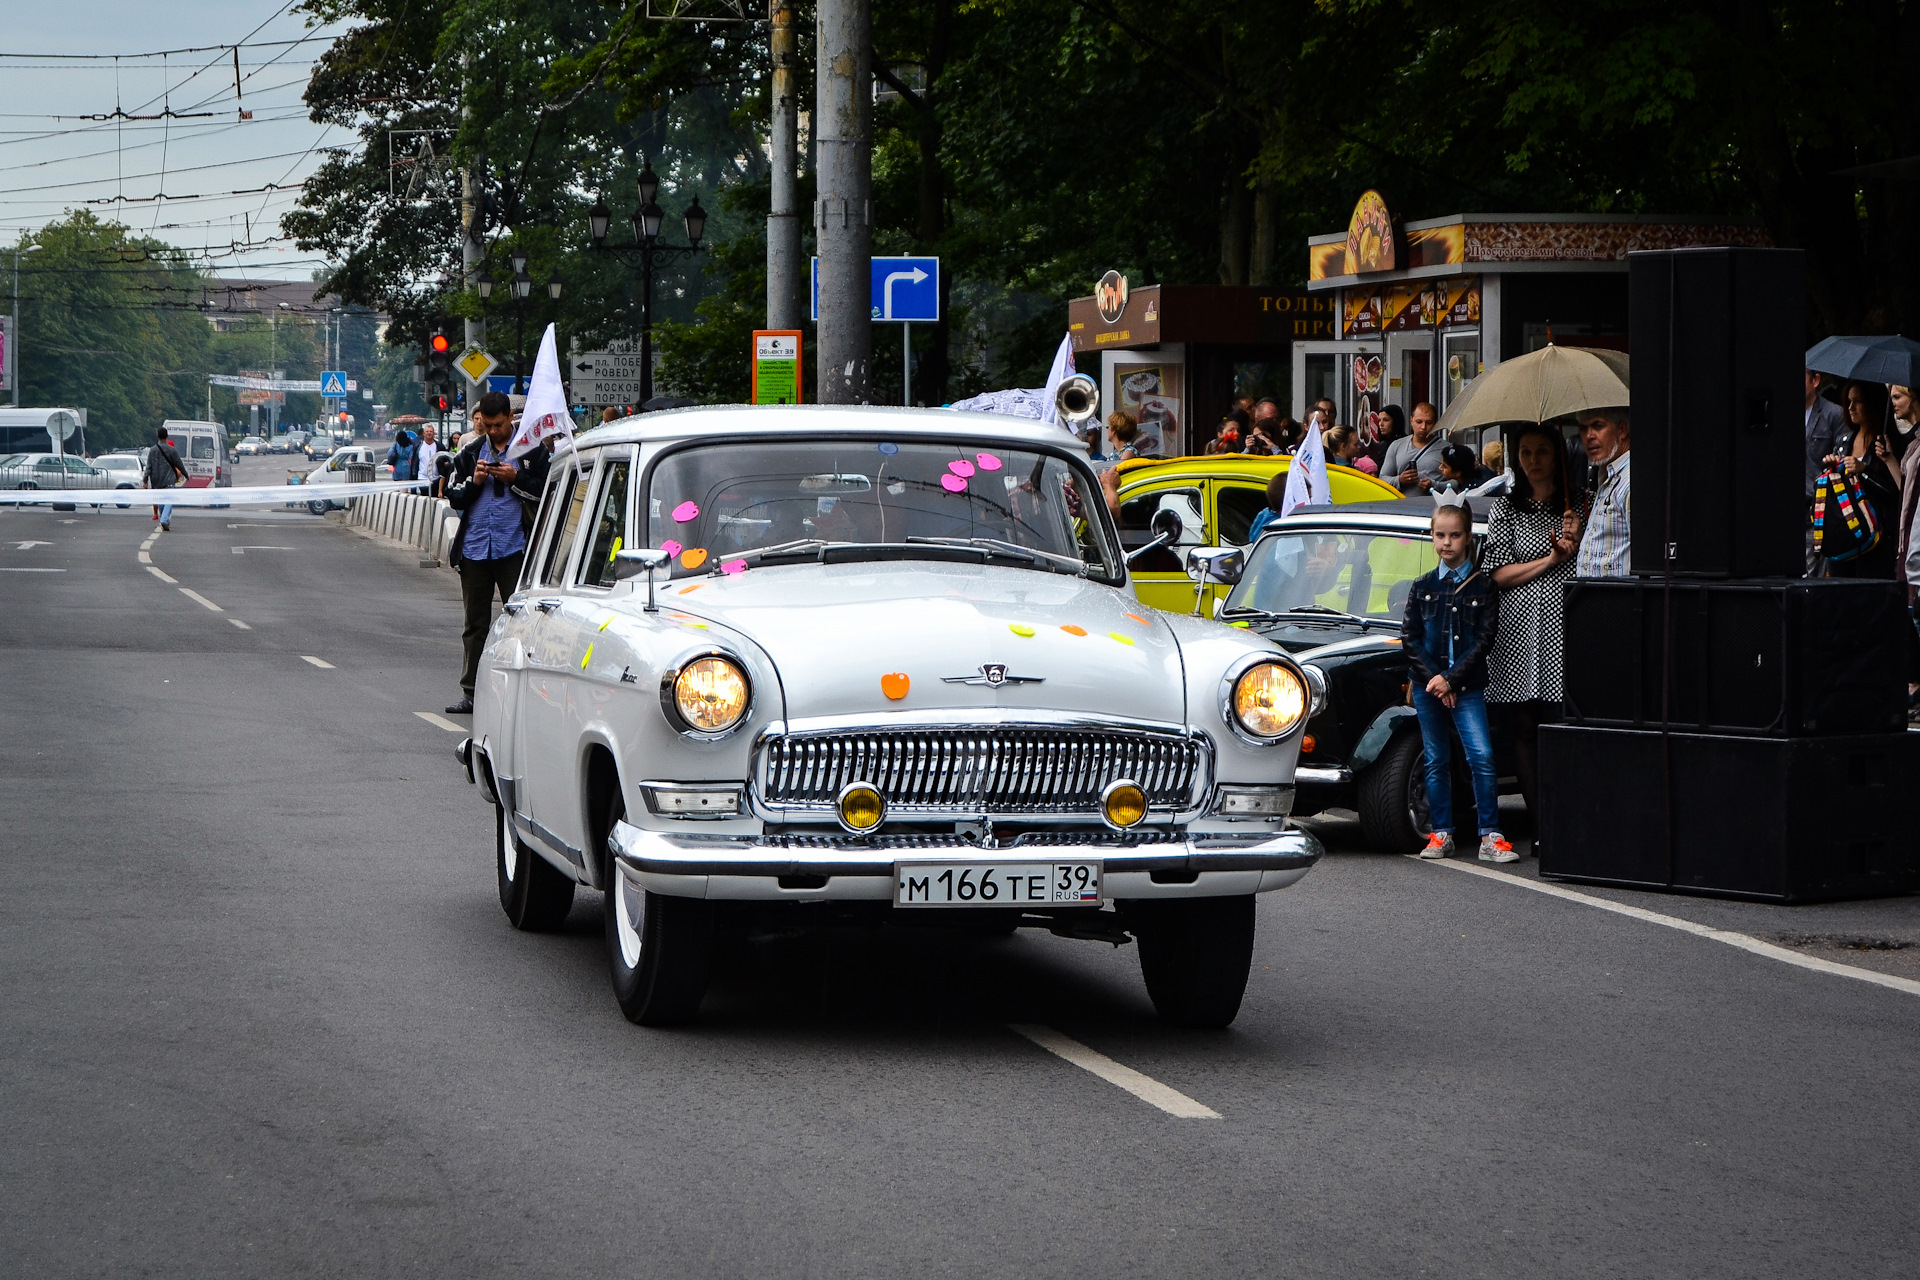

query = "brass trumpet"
[1054,373,1100,425]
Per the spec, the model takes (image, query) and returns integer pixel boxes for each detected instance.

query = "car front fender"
[1352,705,1417,771]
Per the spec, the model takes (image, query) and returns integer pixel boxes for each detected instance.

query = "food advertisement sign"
[1343,291,1383,337]
[1343,190,1396,275]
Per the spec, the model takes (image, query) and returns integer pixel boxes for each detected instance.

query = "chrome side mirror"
[1187,545,1244,585]
[614,546,674,611]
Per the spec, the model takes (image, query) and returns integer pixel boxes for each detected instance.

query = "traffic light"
[425,328,453,387]
[433,392,451,414]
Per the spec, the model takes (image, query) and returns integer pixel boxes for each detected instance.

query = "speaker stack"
[1538,247,1920,902]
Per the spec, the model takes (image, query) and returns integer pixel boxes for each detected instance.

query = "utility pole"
[461,52,486,359]
[766,0,803,331]
[815,0,871,404]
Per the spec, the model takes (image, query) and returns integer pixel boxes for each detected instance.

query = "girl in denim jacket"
[1401,498,1513,862]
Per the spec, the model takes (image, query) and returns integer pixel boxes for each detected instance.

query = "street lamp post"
[10,240,43,407]
[510,249,532,393]
[588,160,705,405]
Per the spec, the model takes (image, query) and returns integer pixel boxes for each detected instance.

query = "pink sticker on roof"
[948,459,976,478]
[939,473,968,493]
[975,453,1003,471]
[671,501,700,523]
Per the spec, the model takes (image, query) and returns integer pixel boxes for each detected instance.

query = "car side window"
[65,457,94,474]
[1115,485,1199,573]
[534,457,591,588]
[520,459,575,591]
[190,436,216,460]
[1216,485,1269,546]
[576,456,632,589]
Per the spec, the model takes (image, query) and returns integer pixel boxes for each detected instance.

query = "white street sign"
[570,348,649,405]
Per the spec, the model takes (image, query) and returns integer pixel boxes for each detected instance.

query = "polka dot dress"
[1479,497,1570,703]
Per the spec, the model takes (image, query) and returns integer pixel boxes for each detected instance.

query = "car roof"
[571,403,1087,452]
[1111,453,1403,497]
[1272,498,1490,532]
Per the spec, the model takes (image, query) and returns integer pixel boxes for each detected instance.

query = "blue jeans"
[159,502,173,524]
[1412,687,1500,837]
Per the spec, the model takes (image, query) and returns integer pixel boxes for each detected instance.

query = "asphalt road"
[3,493,1918,1278]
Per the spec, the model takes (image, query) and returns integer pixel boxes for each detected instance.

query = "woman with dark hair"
[1823,380,1900,579]
[1479,423,1582,848]
[1364,403,1406,471]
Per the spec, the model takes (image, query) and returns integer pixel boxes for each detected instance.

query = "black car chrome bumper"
[608,821,1322,902]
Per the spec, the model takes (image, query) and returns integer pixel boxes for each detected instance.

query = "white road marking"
[413,711,467,732]
[13,541,50,550]
[1008,1024,1221,1119]
[145,565,178,584]
[0,567,64,572]
[138,551,152,563]
[179,588,223,612]
[1420,858,1920,999]
[301,655,335,669]
[228,618,252,630]
[231,546,295,554]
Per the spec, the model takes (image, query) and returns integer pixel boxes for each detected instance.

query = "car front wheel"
[496,802,573,930]
[596,791,713,1026]
[1129,895,1256,1029]
[307,499,329,516]
[1357,728,1431,853]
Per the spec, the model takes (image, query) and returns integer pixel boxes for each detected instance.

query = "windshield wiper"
[905,535,1089,575]
[1283,604,1394,628]
[730,538,835,566]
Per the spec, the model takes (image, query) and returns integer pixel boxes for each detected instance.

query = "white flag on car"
[1280,419,1329,517]
[504,323,575,461]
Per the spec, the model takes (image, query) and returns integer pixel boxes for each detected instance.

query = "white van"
[0,407,87,458]
[157,420,231,488]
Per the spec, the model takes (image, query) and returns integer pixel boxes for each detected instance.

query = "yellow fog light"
[1231,661,1306,741]
[1101,779,1147,830]
[670,656,750,734]
[836,781,886,833]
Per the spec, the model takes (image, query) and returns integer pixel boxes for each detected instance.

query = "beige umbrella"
[1435,344,1629,434]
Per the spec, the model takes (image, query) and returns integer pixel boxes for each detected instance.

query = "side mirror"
[1186,545,1244,586]
[613,546,674,609]
[1149,507,1182,542]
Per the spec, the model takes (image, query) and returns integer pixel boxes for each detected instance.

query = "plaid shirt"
[1578,451,1632,578]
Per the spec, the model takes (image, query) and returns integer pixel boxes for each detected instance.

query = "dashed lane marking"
[228,618,252,630]
[301,655,335,669]
[1008,1024,1221,1119]
[1419,857,1920,999]
[145,565,178,584]
[0,567,64,572]
[179,588,223,612]
[138,551,152,564]
[413,711,467,733]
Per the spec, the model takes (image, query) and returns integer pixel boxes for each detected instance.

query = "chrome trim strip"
[610,820,1321,879]
[1294,765,1354,784]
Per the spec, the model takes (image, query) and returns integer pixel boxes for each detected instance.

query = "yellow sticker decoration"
[1008,623,1035,637]
[1108,631,1134,646]
[580,642,594,669]
[598,615,614,632]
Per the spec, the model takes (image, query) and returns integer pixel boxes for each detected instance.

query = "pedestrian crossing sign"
[320,370,348,396]
[458,349,497,384]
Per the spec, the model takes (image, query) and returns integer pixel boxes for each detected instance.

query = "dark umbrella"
[1804,335,1920,386]
[638,395,697,413]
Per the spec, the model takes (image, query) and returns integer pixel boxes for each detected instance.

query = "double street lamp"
[588,160,706,405]
[476,250,563,394]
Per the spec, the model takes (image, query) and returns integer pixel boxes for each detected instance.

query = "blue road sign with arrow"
[320,370,348,396]
[811,256,941,323]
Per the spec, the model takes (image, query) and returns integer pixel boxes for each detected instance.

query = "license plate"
[894,861,1102,907]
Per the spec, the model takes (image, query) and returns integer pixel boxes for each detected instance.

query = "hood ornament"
[943,663,1045,688]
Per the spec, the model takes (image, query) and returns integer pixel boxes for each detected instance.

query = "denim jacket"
[1401,562,1499,693]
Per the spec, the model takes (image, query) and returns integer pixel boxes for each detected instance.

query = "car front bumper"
[609,820,1322,902]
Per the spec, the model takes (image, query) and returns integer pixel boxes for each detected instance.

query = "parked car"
[456,406,1322,1028]
[1213,500,1516,853]
[289,446,392,514]
[1108,454,1401,615]
[0,452,110,493]
[91,453,143,507]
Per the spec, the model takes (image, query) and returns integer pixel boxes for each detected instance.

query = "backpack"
[1811,465,1880,562]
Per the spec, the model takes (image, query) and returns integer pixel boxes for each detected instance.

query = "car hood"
[659,559,1187,724]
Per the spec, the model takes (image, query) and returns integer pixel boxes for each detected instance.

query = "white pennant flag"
[1280,418,1329,517]
[1038,332,1076,430]
[504,323,575,461]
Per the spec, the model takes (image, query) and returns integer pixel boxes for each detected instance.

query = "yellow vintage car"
[1112,454,1404,614]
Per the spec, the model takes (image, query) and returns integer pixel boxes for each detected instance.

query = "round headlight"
[1101,779,1147,830]
[672,656,750,733]
[1232,662,1307,740]
[836,782,886,833]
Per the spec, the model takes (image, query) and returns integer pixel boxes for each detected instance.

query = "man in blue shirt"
[444,392,550,714]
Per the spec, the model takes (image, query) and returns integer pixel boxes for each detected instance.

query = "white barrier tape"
[0,480,432,508]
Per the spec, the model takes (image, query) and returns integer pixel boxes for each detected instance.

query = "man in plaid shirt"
[1575,408,1631,578]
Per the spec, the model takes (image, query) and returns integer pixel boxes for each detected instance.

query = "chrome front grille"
[757,727,1207,815]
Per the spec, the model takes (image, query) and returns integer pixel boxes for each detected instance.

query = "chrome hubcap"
[615,876,644,969]
[500,808,519,883]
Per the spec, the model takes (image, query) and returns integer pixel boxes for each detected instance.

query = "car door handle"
[534,598,562,614]
[503,601,527,616]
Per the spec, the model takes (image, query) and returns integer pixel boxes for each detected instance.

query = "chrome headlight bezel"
[1300,662,1328,719]
[1218,652,1310,747]
[658,650,755,741]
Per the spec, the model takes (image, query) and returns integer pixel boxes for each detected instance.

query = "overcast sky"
[2,1,356,280]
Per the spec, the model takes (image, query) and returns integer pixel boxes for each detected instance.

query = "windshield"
[1226,528,1440,621]
[645,438,1120,581]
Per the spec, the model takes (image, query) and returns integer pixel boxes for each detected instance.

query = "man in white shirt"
[1382,402,1446,494]
[417,423,441,497]
[1575,408,1631,578]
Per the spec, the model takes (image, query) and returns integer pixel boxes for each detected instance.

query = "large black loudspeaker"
[1629,247,1805,578]
[1562,578,1908,735]
[1538,725,1920,901]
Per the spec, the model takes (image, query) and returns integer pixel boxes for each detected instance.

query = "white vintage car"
[457,406,1321,1027]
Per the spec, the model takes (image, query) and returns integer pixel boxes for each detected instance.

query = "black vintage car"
[1210,500,1517,852]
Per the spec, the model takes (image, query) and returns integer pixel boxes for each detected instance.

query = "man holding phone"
[444,391,550,715]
